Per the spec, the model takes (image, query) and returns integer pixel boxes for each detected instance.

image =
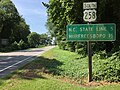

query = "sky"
[11,0,49,34]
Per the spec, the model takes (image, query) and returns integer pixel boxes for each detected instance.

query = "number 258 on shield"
[83,10,97,22]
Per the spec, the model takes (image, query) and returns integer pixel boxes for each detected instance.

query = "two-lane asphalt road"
[0,46,55,78]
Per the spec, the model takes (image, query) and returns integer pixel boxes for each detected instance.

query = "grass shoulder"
[0,46,120,90]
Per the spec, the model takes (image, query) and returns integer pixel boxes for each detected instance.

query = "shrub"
[0,40,30,52]
[18,40,27,49]
[58,41,66,50]
[93,51,120,82]
[11,41,19,50]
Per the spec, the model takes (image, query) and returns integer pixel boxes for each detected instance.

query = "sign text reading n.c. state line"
[67,24,116,41]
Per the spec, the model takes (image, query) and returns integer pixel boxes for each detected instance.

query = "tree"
[45,0,120,53]
[0,0,31,46]
[11,17,31,43]
[40,33,52,45]
[27,32,40,47]
[0,0,20,40]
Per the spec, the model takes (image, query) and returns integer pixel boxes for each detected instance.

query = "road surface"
[0,46,55,78]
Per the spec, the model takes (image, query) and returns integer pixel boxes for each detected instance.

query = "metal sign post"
[66,23,116,81]
[87,22,92,82]
[87,40,92,82]
[83,2,97,82]
[66,2,116,82]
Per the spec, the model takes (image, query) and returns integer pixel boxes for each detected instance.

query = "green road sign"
[67,24,116,41]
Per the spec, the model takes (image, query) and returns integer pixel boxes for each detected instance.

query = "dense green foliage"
[0,0,20,40]
[0,0,30,45]
[0,0,31,52]
[27,32,52,48]
[0,40,29,52]
[12,17,30,43]
[27,32,41,47]
[44,0,120,82]
[0,0,51,52]
[45,0,120,54]
[93,51,120,82]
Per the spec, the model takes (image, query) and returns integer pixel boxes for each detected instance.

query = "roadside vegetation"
[45,0,120,56]
[0,0,120,89]
[0,46,120,90]
[43,0,120,84]
[0,32,51,52]
[0,0,52,52]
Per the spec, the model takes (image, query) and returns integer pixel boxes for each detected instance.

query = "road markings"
[0,46,55,74]
[0,56,33,72]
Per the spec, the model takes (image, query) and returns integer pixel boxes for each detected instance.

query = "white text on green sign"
[67,24,116,41]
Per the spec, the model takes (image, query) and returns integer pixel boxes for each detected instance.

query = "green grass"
[89,84,120,90]
[0,76,85,90]
[0,46,120,90]
[41,46,88,81]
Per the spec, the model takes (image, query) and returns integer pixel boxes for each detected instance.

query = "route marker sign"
[66,1,116,82]
[67,24,116,41]
[83,2,97,22]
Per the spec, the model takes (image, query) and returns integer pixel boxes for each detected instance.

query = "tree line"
[0,0,51,52]
[0,0,30,44]
[45,0,120,55]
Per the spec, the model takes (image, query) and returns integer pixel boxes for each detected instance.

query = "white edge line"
[0,46,55,73]
[0,56,34,72]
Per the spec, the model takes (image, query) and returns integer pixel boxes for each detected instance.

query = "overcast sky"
[11,0,49,34]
